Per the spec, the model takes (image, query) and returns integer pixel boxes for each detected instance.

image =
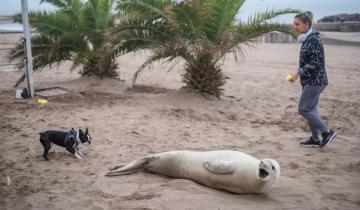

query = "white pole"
[21,0,34,98]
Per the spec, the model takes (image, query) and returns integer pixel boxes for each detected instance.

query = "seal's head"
[257,159,280,192]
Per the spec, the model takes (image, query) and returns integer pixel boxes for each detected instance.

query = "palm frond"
[117,0,171,20]
[246,8,301,25]
[8,40,26,70]
[40,0,69,9]
[32,11,77,37]
[41,0,82,22]
[218,22,295,60]
[13,10,78,38]
[131,46,184,86]
[206,0,245,42]
[169,1,208,40]
[9,34,72,72]
[111,19,171,54]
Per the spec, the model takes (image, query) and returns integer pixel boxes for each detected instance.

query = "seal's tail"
[105,156,154,176]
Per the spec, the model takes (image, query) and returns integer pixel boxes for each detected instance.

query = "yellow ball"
[286,74,293,81]
[38,98,48,105]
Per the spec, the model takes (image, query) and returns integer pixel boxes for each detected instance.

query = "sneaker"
[321,129,336,148]
[300,137,321,147]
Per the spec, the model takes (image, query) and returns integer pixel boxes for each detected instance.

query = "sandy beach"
[0,33,359,210]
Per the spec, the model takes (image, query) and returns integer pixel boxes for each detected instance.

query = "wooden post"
[21,0,34,98]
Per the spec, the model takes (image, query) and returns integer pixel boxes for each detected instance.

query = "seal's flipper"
[109,165,125,171]
[105,156,153,176]
[105,170,137,176]
[203,160,235,174]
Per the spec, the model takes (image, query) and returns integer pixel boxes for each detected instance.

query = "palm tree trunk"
[81,55,118,78]
[13,73,26,88]
[182,53,227,96]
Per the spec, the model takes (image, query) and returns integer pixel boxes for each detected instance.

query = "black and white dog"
[39,128,91,160]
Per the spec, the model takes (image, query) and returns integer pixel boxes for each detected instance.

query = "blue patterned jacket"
[298,30,328,86]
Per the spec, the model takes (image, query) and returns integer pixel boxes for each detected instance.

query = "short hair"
[295,11,314,27]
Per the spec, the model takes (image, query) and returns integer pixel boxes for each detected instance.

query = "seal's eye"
[271,165,275,170]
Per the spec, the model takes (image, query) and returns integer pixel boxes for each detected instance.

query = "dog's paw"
[75,153,83,159]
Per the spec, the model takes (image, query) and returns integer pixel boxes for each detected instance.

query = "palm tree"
[115,0,300,96]
[9,0,120,78]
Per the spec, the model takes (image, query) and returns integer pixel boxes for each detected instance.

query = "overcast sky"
[1,0,359,23]
[238,0,360,23]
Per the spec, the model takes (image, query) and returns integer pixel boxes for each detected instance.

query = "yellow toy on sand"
[286,74,294,82]
[38,98,48,105]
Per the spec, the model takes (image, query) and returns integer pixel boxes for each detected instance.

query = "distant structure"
[259,13,360,43]
[318,13,360,23]
[260,31,296,43]
[315,13,360,32]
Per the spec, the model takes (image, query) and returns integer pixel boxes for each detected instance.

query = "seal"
[106,150,280,194]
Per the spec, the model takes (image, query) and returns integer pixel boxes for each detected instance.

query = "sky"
[238,0,360,23]
[0,0,359,23]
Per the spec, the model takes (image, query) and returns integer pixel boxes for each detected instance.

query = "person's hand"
[290,71,299,83]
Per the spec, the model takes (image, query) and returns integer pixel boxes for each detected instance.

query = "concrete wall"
[313,22,360,32]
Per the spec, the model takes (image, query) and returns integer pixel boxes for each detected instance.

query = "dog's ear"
[70,128,75,133]
[85,128,89,134]
[79,129,84,135]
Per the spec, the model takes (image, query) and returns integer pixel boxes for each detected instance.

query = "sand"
[0,33,360,210]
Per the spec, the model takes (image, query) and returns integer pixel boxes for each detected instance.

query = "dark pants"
[298,85,328,138]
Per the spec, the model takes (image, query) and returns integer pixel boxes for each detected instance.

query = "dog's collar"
[65,131,79,147]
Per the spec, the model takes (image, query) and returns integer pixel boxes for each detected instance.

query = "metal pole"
[21,0,34,98]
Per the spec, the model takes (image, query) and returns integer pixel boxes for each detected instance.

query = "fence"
[0,32,23,72]
[259,32,297,43]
